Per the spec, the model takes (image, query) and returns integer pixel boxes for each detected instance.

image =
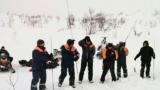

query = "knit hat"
[107,43,113,47]
[119,42,126,47]
[67,39,75,45]
[84,36,91,42]
[143,40,149,46]
[37,39,44,46]
[1,46,5,49]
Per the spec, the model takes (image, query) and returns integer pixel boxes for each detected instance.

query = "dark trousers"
[140,60,151,77]
[59,65,75,85]
[31,69,46,90]
[117,59,127,77]
[100,60,116,81]
[79,59,93,81]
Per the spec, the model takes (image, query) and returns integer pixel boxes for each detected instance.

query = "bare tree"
[95,13,106,31]
[67,14,75,29]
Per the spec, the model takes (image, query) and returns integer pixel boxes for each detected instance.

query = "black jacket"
[135,46,155,61]
[79,39,95,60]
[61,44,79,67]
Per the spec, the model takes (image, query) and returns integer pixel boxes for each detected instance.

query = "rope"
[153,40,155,80]
[9,66,18,90]
[75,62,79,77]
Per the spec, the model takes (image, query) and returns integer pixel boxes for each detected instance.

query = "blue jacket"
[117,47,128,61]
[61,44,79,67]
[79,39,95,60]
[32,47,50,70]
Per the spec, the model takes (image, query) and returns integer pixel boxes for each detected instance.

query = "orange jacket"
[34,47,45,52]
[63,44,80,57]
[64,44,76,51]
[61,44,80,63]
[123,47,129,56]
[102,48,118,60]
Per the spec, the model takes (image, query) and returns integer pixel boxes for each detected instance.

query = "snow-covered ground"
[0,12,160,90]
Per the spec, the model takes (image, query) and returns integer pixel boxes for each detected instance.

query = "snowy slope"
[0,12,160,90]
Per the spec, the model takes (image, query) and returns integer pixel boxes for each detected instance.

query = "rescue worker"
[100,43,118,83]
[58,39,80,88]
[117,42,129,79]
[79,36,95,83]
[31,39,51,90]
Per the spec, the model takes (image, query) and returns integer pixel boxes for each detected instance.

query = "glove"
[29,68,32,72]
[46,61,52,64]
[11,69,16,73]
[49,53,53,60]
[50,53,53,57]
[74,56,79,61]
[153,56,155,59]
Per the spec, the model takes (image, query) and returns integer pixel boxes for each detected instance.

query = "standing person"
[79,36,95,84]
[58,39,79,88]
[31,39,51,90]
[134,40,155,78]
[117,42,129,79]
[100,43,118,83]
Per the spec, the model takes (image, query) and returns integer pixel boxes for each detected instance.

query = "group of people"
[30,36,155,90]
[0,36,155,90]
[31,36,155,90]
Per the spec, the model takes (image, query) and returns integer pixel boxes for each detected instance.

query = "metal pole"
[153,40,155,80]
[125,27,134,42]
[66,0,79,77]
[50,36,54,90]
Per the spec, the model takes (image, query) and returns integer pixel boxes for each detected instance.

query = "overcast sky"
[0,0,160,17]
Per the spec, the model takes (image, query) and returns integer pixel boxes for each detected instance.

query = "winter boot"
[112,78,117,81]
[58,78,63,87]
[31,86,37,90]
[140,74,144,78]
[58,82,62,87]
[11,68,15,73]
[69,81,75,88]
[89,80,94,83]
[140,69,144,78]
[146,69,151,78]
[39,84,46,90]
[124,73,128,78]
[117,74,121,80]
[100,80,104,84]
[146,76,151,78]
[70,84,76,88]
[117,72,121,78]
[78,81,82,84]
